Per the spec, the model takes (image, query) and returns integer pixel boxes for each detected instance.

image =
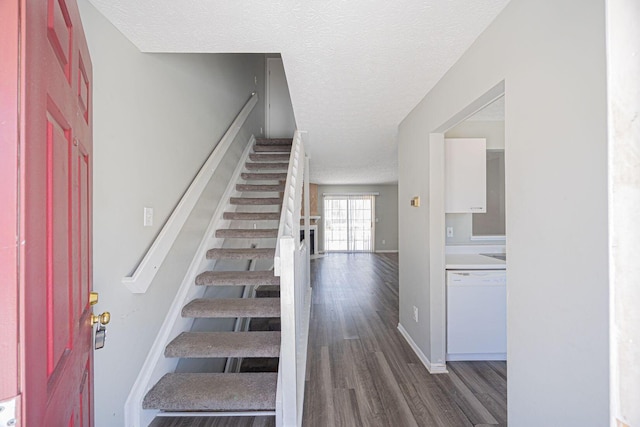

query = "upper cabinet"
[445,138,487,213]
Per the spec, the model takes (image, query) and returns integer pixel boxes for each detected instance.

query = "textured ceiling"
[87,0,511,184]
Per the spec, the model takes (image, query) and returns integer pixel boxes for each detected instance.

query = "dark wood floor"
[150,253,507,427]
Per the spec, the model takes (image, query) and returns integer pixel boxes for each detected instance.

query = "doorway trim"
[0,0,21,410]
[428,80,506,368]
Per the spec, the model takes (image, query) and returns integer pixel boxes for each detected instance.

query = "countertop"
[445,253,506,270]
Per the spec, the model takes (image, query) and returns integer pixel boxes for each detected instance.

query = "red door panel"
[19,0,94,425]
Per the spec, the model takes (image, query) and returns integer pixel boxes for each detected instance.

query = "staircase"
[142,138,293,416]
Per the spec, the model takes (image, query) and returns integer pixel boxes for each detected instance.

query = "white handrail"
[123,93,258,293]
[274,131,311,427]
[124,136,257,427]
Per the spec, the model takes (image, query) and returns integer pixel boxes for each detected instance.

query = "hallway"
[303,253,506,426]
[151,253,506,427]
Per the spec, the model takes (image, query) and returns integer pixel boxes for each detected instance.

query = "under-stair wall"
[78,2,267,425]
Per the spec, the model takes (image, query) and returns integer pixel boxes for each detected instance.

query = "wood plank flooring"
[302,253,506,427]
[149,253,507,427]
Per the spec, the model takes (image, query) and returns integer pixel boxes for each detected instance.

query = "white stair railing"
[274,131,311,427]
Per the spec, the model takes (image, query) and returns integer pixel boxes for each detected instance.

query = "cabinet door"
[445,138,486,213]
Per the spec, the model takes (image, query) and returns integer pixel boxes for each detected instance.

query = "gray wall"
[77,1,265,425]
[398,0,608,425]
[317,184,398,252]
[445,120,505,245]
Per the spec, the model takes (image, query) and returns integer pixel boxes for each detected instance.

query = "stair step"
[249,153,290,162]
[236,184,285,192]
[255,138,293,146]
[182,298,281,318]
[253,145,292,153]
[223,212,281,221]
[206,248,275,260]
[216,228,278,238]
[165,331,280,358]
[196,270,280,286]
[142,372,277,411]
[241,172,288,181]
[230,197,281,206]
[245,162,289,170]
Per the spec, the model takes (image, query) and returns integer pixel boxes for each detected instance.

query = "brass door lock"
[91,311,111,326]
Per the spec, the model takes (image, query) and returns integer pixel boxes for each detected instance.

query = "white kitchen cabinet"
[445,138,487,213]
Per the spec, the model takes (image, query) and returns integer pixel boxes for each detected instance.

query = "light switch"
[144,207,153,227]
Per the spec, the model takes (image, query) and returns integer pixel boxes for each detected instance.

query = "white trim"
[397,323,448,374]
[124,137,255,427]
[322,192,379,197]
[375,250,398,253]
[446,353,506,361]
[122,93,258,293]
[470,235,506,241]
[155,411,276,417]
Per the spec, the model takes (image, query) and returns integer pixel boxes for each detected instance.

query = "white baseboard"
[375,250,399,253]
[397,323,448,374]
[446,353,506,361]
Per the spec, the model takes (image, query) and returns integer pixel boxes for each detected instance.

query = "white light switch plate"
[144,207,153,227]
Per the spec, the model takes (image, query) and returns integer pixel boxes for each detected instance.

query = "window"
[323,194,375,252]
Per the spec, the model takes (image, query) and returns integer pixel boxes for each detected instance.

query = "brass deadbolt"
[89,292,99,306]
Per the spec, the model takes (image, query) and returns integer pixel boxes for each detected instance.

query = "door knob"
[91,312,111,326]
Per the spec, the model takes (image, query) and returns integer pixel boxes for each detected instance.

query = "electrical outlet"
[382,239,386,245]
[144,207,153,227]
[413,306,419,322]
[254,75,258,85]
[447,226,454,237]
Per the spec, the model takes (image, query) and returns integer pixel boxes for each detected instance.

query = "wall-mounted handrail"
[122,92,258,293]
[274,131,311,427]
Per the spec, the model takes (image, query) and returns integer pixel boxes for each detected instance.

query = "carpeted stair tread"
[255,138,293,146]
[223,212,281,221]
[253,145,292,153]
[245,162,289,170]
[230,197,281,205]
[215,228,278,238]
[165,331,280,358]
[142,372,277,411]
[236,184,285,192]
[182,298,281,318]
[249,153,291,162]
[196,270,280,286]
[241,172,288,181]
[206,248,275,260]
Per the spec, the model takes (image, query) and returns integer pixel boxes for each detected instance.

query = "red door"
[1,0,94,425]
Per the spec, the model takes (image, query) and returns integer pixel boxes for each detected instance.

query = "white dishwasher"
[446,270,506,361]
